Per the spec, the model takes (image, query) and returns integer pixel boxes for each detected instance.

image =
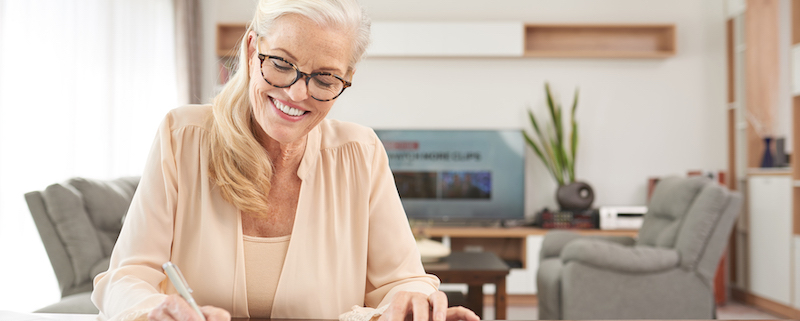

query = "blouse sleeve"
[364,133,440,308]
[91,112,180,321]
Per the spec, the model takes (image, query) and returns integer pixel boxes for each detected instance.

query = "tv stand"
[418,219,506,228]
[415,225,638,276]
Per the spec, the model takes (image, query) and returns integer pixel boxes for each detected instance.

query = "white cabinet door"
[368,22,524,57]
[748,175,792,305]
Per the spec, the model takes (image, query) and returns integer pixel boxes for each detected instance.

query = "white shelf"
[747,167,793,176]
[368,22,524,57]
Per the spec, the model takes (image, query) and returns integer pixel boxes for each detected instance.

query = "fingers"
[445,306,480,321]
[411,293,429,321]
[148,294,219,321]
[201,306,231,321]
[379,291,410,321]
[428,291,448,321]
[378,291,431,321]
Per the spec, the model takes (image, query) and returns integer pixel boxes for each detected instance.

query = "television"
[374,129,525,223]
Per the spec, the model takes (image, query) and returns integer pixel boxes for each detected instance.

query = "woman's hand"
[378,291,480,321]
[148,294,231,321]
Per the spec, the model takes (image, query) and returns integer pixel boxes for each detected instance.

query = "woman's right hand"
[148,294,231,321]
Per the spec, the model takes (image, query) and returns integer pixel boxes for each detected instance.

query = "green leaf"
[523,82,580,186]
[527,109,544,139]
[569,121,578,182]
[523,131,559,183]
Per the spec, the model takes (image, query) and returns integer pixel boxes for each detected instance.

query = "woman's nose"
[286,78,310,101]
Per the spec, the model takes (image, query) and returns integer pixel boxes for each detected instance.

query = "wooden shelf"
[419,227,638,270]
[795,186,800,235]
[523,24,676,58]
[747,167,792,176]
[216,23,247,57]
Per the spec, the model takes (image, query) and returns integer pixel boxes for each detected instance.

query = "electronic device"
[535,208,599,229]
[374,129,525,224]
[599,206,648,230]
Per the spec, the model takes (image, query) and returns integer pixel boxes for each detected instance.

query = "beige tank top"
[243,234,291,317]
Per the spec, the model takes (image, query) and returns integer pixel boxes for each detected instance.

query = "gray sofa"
[26,176,139,313]
[537,176,742,320]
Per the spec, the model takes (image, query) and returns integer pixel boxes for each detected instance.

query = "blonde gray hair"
[207,0,371,214]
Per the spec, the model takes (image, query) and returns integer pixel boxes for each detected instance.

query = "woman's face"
[248,14,353,147]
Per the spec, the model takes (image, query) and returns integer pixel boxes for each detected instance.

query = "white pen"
[163,261,207,321]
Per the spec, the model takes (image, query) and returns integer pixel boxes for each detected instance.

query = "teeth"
[273,98,305,116]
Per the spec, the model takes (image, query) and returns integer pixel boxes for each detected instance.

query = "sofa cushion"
[90,257,111,280]
[674,184,729,269]
[637,176,708,248]
[69,176,138,257]
[41,183,104,288]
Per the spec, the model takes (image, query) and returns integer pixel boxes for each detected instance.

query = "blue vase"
[760,136,774,168]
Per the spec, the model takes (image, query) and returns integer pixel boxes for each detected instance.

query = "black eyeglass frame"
[256,53,352,102]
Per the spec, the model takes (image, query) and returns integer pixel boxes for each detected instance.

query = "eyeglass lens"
[263,57,345,101]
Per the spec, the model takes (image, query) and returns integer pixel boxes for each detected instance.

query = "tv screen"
[375,129,525,223]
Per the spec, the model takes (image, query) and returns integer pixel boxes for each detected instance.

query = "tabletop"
[423,251,510,272]
[0,312,787,321]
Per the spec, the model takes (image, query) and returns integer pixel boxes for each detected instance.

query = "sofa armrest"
[561,239,679,273]
[540,230,637,260]
[540,230,582,260]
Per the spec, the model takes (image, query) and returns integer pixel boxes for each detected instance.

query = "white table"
[0,311,98,321]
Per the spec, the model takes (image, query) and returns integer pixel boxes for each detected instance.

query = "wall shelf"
[221,22,676,59]
[523,24,676,58]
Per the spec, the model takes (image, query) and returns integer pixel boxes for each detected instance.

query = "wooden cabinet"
[727,2,800,317]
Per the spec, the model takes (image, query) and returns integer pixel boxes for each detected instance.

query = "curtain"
[174,0,203,105]
[0,0,177,312]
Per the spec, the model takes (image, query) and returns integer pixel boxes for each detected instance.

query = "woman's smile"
[270,96,308,118]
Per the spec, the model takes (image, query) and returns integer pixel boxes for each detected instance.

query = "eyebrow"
[270,48,346,76]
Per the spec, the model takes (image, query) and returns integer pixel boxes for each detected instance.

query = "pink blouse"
[92,105,439,321]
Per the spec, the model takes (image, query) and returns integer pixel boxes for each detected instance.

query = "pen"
[163,261,206,321]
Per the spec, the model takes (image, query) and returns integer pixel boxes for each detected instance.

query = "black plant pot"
[556,181,594,211]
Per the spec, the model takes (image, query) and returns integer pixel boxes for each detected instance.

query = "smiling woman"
[90,1,480,321]
[0,0,178,313]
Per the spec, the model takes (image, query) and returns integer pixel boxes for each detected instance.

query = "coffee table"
[423,251,511,319]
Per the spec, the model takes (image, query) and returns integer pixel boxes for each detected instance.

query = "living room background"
[201,0,730,214]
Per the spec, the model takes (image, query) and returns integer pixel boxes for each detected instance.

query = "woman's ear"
[247,30,258,59]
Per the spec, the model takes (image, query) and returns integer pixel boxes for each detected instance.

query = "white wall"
[202,0,728,216]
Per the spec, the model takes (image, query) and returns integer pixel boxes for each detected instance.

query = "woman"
[91,1,480,321]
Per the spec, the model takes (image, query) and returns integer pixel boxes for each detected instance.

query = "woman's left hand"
[378,291,480,321]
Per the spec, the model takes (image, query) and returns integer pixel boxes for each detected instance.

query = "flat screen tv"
[374,129,525,223]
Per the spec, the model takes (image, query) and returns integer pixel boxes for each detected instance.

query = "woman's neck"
[260,133,307,171]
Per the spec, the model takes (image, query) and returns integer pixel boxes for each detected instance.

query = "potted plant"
[523,82,594,211]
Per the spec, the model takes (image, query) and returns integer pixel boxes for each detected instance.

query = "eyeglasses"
[255,39,351,102]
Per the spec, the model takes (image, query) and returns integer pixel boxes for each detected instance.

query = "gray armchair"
[537,176,742,320]
[26,176,139,313]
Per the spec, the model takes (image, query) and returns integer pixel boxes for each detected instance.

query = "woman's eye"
[313,77,335,88]
[271,60,294,72]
